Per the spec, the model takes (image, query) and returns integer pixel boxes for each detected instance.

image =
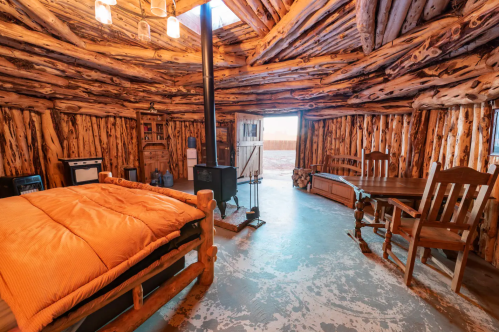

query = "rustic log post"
[299,115,307,168]
[386,114,394,150]
[429,110,446,175]
[423,110,439,178]
[23,110,46,186]
[382,0,412,45]
[0,144,4,177]
[356,0,377,54]
[408,109,429,178]
[371,115,380,152]
[363,115,373,154]
[350,116,357,175]
[468,103,481,170]
[399,113,411,177]
[438,110,451,164]
[356,115,363,170]
[12,108,34,175]
[444,106,460,169]
[98,117,110,174]
[339,117,346,175]
[477,102,492,173]
[91,117,102,157]
[312,121,319,166]
[375,0,393,48]
[41,110,64,188]
[295,111,302,168]
[107,117,118,177]
[197,189,217,285]
[379,115,387,152]
[0,107,22,176]
[453,105,473,167]
[317,120,324,165]
[389,114,403,177]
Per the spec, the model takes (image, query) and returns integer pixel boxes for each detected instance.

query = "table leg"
[346,197,372,253]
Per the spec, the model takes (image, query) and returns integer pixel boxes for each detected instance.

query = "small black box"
[0,175,44,198]
[193,164,237,202]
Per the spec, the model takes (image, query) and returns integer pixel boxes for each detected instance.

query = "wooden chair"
[383,162,499,293]
[361,149,390,232]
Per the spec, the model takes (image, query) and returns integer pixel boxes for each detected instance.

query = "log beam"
[85,43,246,68]
[356,0,377,55]
[0,20,172,83]
[16,0,86,48]
[387,1,499,78]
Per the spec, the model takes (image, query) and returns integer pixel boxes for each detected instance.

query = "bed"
[0,172,217,332]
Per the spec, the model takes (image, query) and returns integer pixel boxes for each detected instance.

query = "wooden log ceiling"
[0,0,497,119]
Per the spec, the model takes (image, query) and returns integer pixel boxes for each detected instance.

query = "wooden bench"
[310,155,361,209]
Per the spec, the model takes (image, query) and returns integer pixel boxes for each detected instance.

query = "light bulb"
[167,16,180,39]
[151,0,167,17]
[95,0,112,24]
[138,19,151,42]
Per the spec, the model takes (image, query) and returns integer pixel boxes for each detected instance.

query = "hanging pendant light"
[100,0,116,5]
[151,0,167,17]
[138,19,151,42]
[95,0,112,24]
[167,16,180,38]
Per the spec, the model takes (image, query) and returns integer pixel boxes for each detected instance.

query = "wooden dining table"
[340,176,430,253]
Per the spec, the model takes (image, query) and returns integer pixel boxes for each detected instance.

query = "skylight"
[178,0,240,34]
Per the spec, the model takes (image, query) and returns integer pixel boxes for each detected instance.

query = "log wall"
[297,103,499,268]
[0,108,236,188]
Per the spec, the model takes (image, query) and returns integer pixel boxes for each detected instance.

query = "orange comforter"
[0,183,205,332]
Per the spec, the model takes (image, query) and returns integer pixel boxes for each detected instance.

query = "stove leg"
[233,195,239,209]
[218,201,227,219]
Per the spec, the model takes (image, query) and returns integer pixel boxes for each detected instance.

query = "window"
[244,124,258,138]
[178,0,240,34]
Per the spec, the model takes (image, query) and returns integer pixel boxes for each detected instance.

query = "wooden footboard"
[36,172,217,332]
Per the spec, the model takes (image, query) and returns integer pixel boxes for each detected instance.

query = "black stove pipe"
[200,3,217,167]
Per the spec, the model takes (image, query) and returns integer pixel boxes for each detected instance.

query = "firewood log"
[375,0,393,48]
[356,0,377,54]
[382,0,412,45]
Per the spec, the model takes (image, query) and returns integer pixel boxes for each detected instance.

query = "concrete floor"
[136,170,499,332]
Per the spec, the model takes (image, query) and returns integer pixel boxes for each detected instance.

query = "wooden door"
[235,113,263,182]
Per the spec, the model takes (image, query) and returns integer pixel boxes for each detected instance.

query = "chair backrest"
[416,162,499,243]
[361,149,389,177]
[323,154,361,174]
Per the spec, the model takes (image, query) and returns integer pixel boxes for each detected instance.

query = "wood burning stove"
[193,3,238,219]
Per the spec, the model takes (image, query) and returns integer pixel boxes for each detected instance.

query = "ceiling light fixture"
[151,0,167,17]
[95,0,112,24]
[166,0,180,39]
[137,0,151,42]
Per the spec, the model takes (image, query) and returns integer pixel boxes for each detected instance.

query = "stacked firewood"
[292,168,312,188]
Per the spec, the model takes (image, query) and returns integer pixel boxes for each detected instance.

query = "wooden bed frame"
[7,171,217,332]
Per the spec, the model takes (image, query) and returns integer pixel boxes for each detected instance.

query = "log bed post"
[196,189,217,286]
[99,171,112,183]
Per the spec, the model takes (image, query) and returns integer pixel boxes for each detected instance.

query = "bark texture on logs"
[389,114,403,177]
[399,113,411,177]
[356,0,377,55]
[388,1,499,78]
[444,106,460,169]
[413,71,499,109]
[422,109,438,178]
[375,0,393,49]
[453,104,473,167]
[477,102,492,173]
[321,16,457,84]
[382,0,413,45]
